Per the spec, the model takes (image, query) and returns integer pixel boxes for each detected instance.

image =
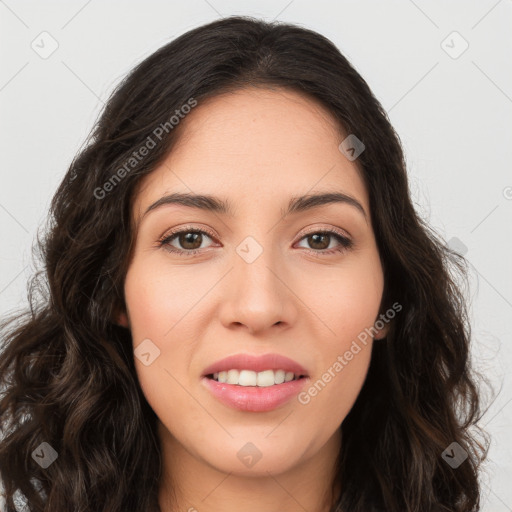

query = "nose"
[218,245,298,335]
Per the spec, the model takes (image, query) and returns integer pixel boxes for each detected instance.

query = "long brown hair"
[0,16,491,512]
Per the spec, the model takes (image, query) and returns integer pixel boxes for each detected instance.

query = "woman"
[0,15,490,512]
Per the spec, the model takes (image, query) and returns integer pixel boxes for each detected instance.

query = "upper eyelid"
[162,224,217,239]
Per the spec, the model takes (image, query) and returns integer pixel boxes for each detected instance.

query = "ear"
[374,322,389,340]
[112,304,130,328]
[116,311,130,328]
[373,315,391,340]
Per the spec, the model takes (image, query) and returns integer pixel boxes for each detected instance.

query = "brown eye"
[306,233,330,250]
[296,230,353,255]
[158,228,216,255]
[177,232,204,250]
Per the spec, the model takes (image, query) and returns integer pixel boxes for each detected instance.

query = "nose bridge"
[234,233,283,303]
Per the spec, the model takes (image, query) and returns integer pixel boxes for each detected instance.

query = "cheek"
[294,253,382,416]
[300,252,384,341]
[123,261,205,345]
[297,303,376,432]
[125,264,201,436]
[297,344,372,440]
[124,264,194,403]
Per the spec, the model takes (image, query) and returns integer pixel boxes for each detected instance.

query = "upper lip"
[202,353,309,377]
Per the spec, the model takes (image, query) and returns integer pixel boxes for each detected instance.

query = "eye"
[295,230,353,255]
[157,227,217,256]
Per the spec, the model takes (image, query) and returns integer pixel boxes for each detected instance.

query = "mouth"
[206,369,307,387]
[201,352,309,379]
[201,353,310,412]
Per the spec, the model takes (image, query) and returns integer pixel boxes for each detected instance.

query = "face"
[118,87,388,478]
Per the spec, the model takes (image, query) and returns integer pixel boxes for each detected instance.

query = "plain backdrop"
[0,1,511,510]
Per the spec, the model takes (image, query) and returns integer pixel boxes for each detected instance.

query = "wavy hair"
[0,15,492,512]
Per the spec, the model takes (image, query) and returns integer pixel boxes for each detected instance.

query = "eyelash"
[156,225,353,257]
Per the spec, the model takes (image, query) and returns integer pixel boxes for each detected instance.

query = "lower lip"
[201,376,309,412]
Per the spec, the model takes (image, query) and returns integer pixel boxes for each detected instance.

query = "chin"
[198,437,305,476]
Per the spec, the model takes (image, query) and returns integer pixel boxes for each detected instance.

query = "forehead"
[168,86,345,159]
[132,87,368,221]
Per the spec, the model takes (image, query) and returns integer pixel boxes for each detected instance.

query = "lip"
[202,375,309,412]
[201,353,309,377]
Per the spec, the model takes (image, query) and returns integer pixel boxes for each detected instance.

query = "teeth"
[274,369,285,384]
[210,369,302,386]
[227,369,239,384]
[239,370,257,386]
[256,369,274,387]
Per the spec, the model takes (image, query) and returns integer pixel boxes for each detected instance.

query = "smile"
[208,369,304,386]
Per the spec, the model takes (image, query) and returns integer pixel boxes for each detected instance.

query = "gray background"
[1,1,511,510]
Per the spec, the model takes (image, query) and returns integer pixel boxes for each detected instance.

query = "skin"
[116,87,389,512]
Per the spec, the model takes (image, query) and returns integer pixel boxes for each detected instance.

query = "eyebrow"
[142,191,367,222]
